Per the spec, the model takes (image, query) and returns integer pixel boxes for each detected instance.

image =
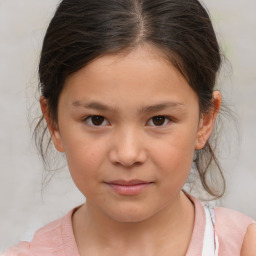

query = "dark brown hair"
[35,0,226,198]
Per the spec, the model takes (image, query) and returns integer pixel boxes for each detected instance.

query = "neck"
[72,191,194,256]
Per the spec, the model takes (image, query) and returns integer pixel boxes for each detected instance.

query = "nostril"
[109,147,147,167]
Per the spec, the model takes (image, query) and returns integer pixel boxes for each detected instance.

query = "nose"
[109,128,147,167]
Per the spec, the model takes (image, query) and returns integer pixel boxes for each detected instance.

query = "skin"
[241,223,256,256]
[41,45,223,256]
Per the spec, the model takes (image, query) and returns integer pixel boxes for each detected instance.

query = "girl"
[5,0,256,255]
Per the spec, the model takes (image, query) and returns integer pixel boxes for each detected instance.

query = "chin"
[105,204,156,223]
[110,213,151,223]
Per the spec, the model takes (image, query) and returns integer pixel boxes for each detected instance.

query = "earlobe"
[40,96,65,153]
[195,91,222,150]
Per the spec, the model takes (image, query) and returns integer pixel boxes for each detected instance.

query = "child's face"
[46,46,216,222]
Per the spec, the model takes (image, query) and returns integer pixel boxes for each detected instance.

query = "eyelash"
[83,115,173,127]
[83,115,110,127]
[147,116,172,127]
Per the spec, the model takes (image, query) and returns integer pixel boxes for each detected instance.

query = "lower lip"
[106,183,153,196]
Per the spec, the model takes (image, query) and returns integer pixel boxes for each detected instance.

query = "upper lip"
[105,180,152,185]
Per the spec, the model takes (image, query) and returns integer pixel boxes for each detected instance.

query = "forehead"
[66,45,172,82]
[60,45,198,111]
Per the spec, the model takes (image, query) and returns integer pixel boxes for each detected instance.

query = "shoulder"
[4,218,63,256]
[4,209,75,256]
[214,206,255,255]
[214,206,254,232]
[241,223,256,256]
[29,216,64,251]
[4,241,32,256]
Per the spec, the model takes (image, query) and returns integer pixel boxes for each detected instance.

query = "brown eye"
[85,115,109,126]
[91,116,104,125]
[147,116,170,127]
[152,116,165,126]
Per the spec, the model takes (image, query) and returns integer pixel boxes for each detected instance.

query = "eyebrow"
[72,100,185,113]
[139,102,185,113]
[72,100,115,112]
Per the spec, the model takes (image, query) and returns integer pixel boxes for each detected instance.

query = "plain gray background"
[0,0,256,253]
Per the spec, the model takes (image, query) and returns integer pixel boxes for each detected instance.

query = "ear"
[40,96,64,152]
[195,91,221,150]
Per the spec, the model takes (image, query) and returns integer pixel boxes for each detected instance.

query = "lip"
[104,180,153,196]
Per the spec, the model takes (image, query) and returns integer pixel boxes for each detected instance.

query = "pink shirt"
[4,196,254,256]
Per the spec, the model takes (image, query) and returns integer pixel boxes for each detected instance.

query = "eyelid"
[146,116,173,127]
[83,115,110,127]
[82,115,174,127]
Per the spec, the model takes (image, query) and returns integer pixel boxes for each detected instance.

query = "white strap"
[202,206,219,256]
[202,206,215,256]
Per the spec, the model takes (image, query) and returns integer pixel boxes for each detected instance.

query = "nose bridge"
[109,125,146,167]
[120,126,139,151]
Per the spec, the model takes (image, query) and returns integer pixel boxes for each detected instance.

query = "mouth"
[104,180,154,196]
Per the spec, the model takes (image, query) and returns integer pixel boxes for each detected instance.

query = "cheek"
[66,143,103,172]
[62,136,107,189]
[152,129,196,180]
[154,147,193,198]
[60,125,104,168]
[156,144,193,175]
[66,148,103,198]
